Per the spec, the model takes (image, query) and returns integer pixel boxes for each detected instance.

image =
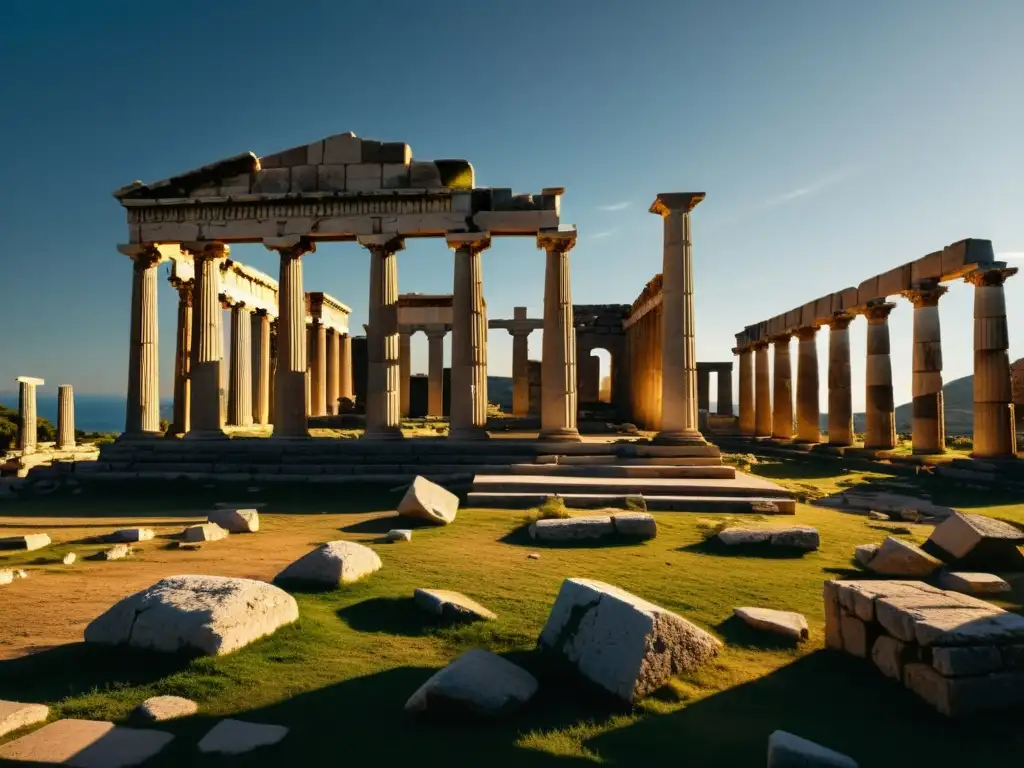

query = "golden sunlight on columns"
[359,235,405,439]
[863,301,897,450]
[771,334,794,439]
[537,229,581,441]
[184,242,229,439]
[448,232,492,440]
[903,283,947,454]
[753,341,772,437]
[794,326,821,443]
[826,313,854,446]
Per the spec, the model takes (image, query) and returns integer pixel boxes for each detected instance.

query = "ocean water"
[0,393,173,434]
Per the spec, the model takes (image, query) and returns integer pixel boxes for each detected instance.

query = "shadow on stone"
[677,537,810,560]
[498,523,644,549]
[714,615,802,651]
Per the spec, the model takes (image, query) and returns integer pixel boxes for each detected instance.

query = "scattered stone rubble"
[716,526,819,552]
[275,541,381,587]
[398,476,459,525]
[414,589,496,621]
[405,649,537,717]
[529,511,657,543]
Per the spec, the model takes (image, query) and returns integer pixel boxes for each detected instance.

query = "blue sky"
[0,1,1021,414]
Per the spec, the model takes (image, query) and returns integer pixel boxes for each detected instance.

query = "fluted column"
[338,333,353,404]
[967,266,1018,457]
[252,310,271,425]
[359,235,404,439]
[268,319,278,424]
[651,193,705,444]
[794,326,821,442]
[754,341,772,437]
[399,330,412,417]
[425,325,446,417]
[326,328,339,416]
[448,232,492,440]
[904,284,948,454]
[511,329,531,417]
[537,229,581,441]
[16,377,43,453]
[771,335,794,439]
[266,236,314,438]
[735,346,754,435]
[864,301,897,450]
[56,384,75,450]
[170,280,193,435]
[183,243,229,438]
[309,320,327,417]
[227,303,253,427]
[827,314,854,446]
[120,245,162,437]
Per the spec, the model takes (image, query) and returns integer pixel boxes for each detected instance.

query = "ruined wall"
[624,275,663,430]
[574,304,630,415]
[1012,358,1024,425]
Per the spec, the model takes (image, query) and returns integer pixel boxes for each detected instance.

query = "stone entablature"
[397,294,454,330]
[306,292,351,334]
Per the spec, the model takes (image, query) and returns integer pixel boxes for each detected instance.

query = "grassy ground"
[0,458,1022,766]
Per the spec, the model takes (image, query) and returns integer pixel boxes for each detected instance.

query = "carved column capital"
[264,236,316,260]
[357,234,405,256]
[536,229,576,255]
[751,340,770,351]
[769,333,792,345]
[446,231,492,254]
[964,266,1018,287]
[902,283,948,308]
[182,241,230,261]
[794,326,819,341]
[827,312,855,331]
[862,301,897,324]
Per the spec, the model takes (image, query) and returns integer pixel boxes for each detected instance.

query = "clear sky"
[1,1,1021,414]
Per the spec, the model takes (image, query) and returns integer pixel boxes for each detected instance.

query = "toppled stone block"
[866,537,942,577]
[530,516,614,541]
[717,526,819,552]
[405,649,538,717]
[904,662,1024,717]
[0,534,51,551]
[611,512,657,539]
[0,719,174,766]
[926,511,1024,568]
[208,508,259,533]
[854,544,879,568]
[275,541,381,587]
[734,607,808,641]
[386,529,412,542]
[135,695,198,722]
[0,700,49,738]
[767,730,858,768]
[107,527,154,543]
[398,476,458,525]
[932,646,1003,677]
[183,523,229,542]
[938,571,1012,596]
[198,718,289,755]
[414,588,496,621]
[537,578,721,702]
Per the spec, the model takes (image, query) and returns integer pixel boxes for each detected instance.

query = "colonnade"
[398,324,449,418]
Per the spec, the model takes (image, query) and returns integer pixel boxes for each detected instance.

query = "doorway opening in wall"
[589,348,612,404]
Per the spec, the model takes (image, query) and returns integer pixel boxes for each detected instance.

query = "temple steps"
[468,473,792,500]
[466,492,796,514]
[504,463,737,479]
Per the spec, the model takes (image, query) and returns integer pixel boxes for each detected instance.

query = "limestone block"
[251,168,291,194]
[85,575,299,656]
[306,140,324,165]
[405,649,538,717]
[876,262,913,298]
[100,544,132,561]
[856,275,880,306]
[219,173,251,196]
[918,609,1024,647]
[386,529,412,542]
[875,591,1004,644]
[183,523,229,543]
[208,508,259,533]
[107,527,154,543]
[734,607,809,641]
[941,238,995,279]
[275,540,382,587]
[413,588,496,621]
[322,132,361,164]
[766,730,858,768]
[832,580,944,622]
[611,512,658,539]
[840,612,870,658]
[260,145,306,168]
[823,582,843,650]
[932,645,1002,677]
[912,250,944,284]
[866,537,942,577]
[835,287,859,311]
[530,516,615,541]
[0,700,48,738]
[382,163,410,189]
[537,578,721,702]
[472,209,560,234]
[871,635,909,680]
[813,295,834,324]
[770,526,820,551]
[798,299,818,328]
[855,543,879,568]
[926,511,1024,563]
[903,662,1024,717]
[938,571,1012,595]
[290,164,317,193]
[345,163,383,191]
[398,476,459,525]
[0,570,15,586]
[716,528,771,546]
[409,161,443,189]
[316,164,346,192]
[135,695,198,722]
[0,534,50,551]
[361,140,411,164]
[198,718,289,755]
[0,719,175,766]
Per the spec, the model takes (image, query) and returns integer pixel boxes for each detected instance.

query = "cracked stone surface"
[530,516,614,541]
[275,541,382,587]
[84,575,299,656]
[405,649,537,716]
[717,526,819,551]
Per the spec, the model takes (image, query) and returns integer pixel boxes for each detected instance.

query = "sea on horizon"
[0,393,173,434]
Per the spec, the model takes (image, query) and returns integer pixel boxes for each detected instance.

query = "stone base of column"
[538,427,581,442]
[652,429,707,446]
[972,402,1018,458]
[361,425,404,440]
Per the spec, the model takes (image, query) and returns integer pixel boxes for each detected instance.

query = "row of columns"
[734,267,1018,457]
[306,322,354,418]
[398,325,449,418]
[12,379,76,454]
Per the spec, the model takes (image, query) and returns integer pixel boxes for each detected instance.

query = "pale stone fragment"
[537,578,721,702]
[927,511,1024,561]
[183,523,229,542]
[611,512,658,539]
[275,540,381,586]
[0,534,51,551]
[99,544,132,561]
[0,569,13,586]
[854,543,878,567]
[868,510,889,520]
[107,528,154,543]
[208,508,259,533]
[135,695,198,722]
[63,552,76,565]
[84,575,299,656]
[871,635,908,680]
[840,612,870,658]
[0,719,174,766]
[932,646,1002,677]
[386,529,412,542]
[405,649,537,717]
[414,588,496,621]
[398,476,459,525]
[938,571,1011,595]
[527,553,540,560]
[767,730,858,768]
[734,607,809,641]
[530,516,614,541]
[866,537,942,577]
[0,700,49,738]
[198,718,289,755]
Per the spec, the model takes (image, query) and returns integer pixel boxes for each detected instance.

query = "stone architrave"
[965,266,1018,457]
[735,345,755,436]
[794,326,820,442]
[360,235,405,438]
[170,279,193,434]
[771,334,794,439]
[399,329,412,417]
[338,332,354,403]
[184,243,229,438]
[448,232,492,439]
[650,193,706,445]
[227,303,253,427]
[15,377,43,453]
[325,327,339,416]
[425,325,447,417]
[863,301,897,450]
[753,341,772,437]
[903,283,948,454]
[309,319,327,417]
[827,313,854,445]
[251,310,271,425]
[56,384,75,450]
[537,229,581,441]
[119,244,163,437]
[266,236,314,438]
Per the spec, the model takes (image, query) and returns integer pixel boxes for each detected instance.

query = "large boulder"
[925,512,1024,568]
[183,523,228,543]
[398,476,459,525]
[866,537,942,577]
[734,607,809,641]
[405,649,537,717]
[275,541,381,587]
[537,578,721,702]
[414,589,496,621]
[208,508,260,533]
[84,575,299,656]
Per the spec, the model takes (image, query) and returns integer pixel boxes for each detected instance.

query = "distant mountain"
[842,373,975,435]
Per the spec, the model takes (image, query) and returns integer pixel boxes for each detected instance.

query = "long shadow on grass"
[714,615,802,651]
[337,597,445,637]
[498,523,644,549]
[678,538,810,560]
[582,650,1024,767]
[340,515,436,535]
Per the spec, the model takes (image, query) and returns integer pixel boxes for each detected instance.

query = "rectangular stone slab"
[875,593,1001,643]
[830,580,943,623]
[0,718,174,766]
[0,700,49,738]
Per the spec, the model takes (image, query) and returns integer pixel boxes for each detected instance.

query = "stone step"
[466,492,796,514]
[535,455,724,467]
[506,463,737,479]
[470,473,792,499]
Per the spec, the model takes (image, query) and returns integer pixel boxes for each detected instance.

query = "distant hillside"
[487,376,513,410]
[845,373,975,435]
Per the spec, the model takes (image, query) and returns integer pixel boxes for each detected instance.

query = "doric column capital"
[424,323,448,339]
[964,265,1018,287]
[649,192,706,216]
[769,333,792,345]
[169,276,194,295]
[357,234,405,255]
[751,340,770,351]
[536,228,577,254]
[509,327,532,338]
[182,241,230,261]
[827,312,855,331]
[794,326,819,341]
[264,235,315,260]
[118,244,163,268]
[862,300,897,324]
[446,231,492,253]
[902,282,949,308]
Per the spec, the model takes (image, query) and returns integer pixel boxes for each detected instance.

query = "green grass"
[0,462,1022,766]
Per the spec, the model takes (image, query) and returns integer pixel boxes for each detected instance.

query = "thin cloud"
[590,230,615,240]
[759,166,861,209]
[598,201,631,212]
[997,252,1024,260]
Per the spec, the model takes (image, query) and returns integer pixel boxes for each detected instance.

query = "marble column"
[754,341,772,437]
[827,314,854,446]
[966,266,1018,457]
[120,245,162,437]
[252,310,271,425]
[771,335,794,439]
[56,384,75,450]
[227,303,253,427]
[338,333,353,404]
[905,284,948,454]
[399,330,412,417]
[324,328,339,416]
[735,346,755,435]
[184,243,229,438]
[537,229,581,441]
[170,280,193,435]
[651,193,705,444]
[359,235,404,439]
[794,326,821,443]
[309,320,327,417]
[448,232,492,440]
[425,325,446,417]
[16,377,43,453]
[266,236,314,438]
[268,319,278,424]
[716,366,734,416]
[864,301,897,450]
[511,328,530,417]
